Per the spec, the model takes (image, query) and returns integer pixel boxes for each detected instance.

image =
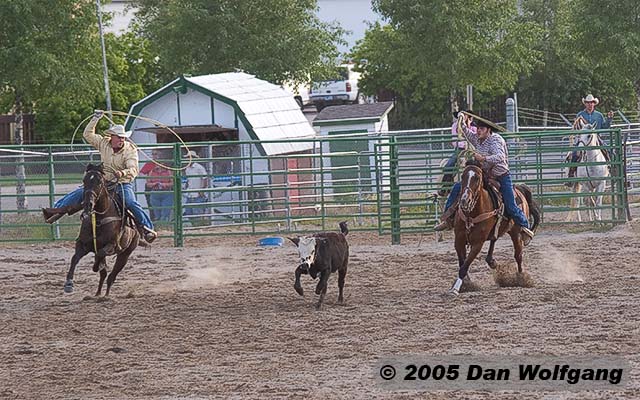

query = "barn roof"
[126,72,315,156]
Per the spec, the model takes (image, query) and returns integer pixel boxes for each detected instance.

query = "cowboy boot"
[42,208,64,224]
[143,227,157,243]
[135,223,157,244]
[434,205,457,231]
[520,227,534,246]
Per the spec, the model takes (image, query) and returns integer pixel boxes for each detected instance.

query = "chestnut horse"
[449,161,540,295]
[64,163,139,296]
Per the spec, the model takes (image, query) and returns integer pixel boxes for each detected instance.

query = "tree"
[572,0,640,113]
[0,0,102,208]
[352,0,541,128]
[132,0,346,85]
[515,0,637,117]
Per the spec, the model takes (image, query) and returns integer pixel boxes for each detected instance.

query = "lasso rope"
[455,112,476,161]
[70,110,194,171]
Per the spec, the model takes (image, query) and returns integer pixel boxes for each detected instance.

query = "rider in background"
[43,110,157,243]
[433,114,534,245]
[567,94,614,183]
[438,111,474,196]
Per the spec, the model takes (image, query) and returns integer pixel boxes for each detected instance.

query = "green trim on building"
[214,97,216,125]
[176,92,182,125]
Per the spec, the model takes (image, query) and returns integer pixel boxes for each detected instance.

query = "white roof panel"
[186,72,315,155]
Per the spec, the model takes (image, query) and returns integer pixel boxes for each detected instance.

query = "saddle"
[484,178,505,240]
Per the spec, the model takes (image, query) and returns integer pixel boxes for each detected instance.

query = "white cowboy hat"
[582,94,599,105]
[185,150,199,158]
[105,124,132,138]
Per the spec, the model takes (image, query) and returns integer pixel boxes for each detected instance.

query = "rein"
[84,172,126,253]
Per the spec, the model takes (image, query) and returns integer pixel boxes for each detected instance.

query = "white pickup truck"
[309,63,365,111]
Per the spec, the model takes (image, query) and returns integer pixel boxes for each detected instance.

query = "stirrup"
[521,227,534,246]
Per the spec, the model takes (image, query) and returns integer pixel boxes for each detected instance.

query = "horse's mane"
[85,163,105,174]
[573,116,596,131]
[465,159,482,169]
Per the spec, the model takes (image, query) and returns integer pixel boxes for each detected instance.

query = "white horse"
[566,119,610,222]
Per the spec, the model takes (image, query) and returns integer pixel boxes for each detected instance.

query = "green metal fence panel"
[0,128,630,245]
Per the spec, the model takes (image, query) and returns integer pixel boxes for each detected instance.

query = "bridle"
[576,132,596,148]
[459,165,482,214]
[83,170,108,216]
[458,165,502,233]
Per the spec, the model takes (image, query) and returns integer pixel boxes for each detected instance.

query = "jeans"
[184,196,207,216]
[150,192,173,222]
[444,173,529,228]
[444,151,458,172]
[54,183,154,230]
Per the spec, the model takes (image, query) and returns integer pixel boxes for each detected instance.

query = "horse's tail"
[517,184,541,232]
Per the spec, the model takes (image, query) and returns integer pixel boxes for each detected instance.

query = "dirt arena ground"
[1,221,639,399]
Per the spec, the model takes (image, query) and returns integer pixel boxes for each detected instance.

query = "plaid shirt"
[462,126,509,177]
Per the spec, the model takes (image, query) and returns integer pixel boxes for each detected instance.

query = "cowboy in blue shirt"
[567,94,614,184]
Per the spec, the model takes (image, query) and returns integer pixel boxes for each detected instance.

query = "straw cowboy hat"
[459,111,506,132]
[582,94,600,105]
[105,124,132,138]
[185,150,199,158]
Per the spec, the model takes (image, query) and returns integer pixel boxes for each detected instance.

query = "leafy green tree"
[132,0,346,85]
[572,0,640,114]
[353,0,541,128]
[0,0,101,208]
[515,0,636,118]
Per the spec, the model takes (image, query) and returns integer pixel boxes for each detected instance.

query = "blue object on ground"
[259,237,284,247]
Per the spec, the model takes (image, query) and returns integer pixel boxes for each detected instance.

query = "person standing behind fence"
[140,149,163,222]
[183,150,209,226]
[145,152,174,223]
[567,94,614,184]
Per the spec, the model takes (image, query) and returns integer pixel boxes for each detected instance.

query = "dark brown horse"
[449,161,540,295]
[63,164,139,296]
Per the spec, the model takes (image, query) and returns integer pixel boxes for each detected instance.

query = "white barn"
[124,72,316,220]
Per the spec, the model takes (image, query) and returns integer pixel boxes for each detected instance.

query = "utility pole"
[466,84,474,111]
[95,0,112,118]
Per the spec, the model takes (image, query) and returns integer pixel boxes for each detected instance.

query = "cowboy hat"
[459,111,506,132]
[582,94,599,105]
[185,150,199,158]
[105,124,132,138]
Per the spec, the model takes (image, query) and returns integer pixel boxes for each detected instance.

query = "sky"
[316,0,382,53]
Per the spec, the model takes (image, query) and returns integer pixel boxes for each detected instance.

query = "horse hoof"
[63,282,74,294]
[294,285,304,296]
